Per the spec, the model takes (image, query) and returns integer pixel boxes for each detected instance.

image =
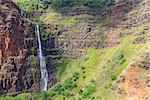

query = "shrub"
[48,91,56,97]
[90,96,95,100]
[118,54,124,59]
[81,84,96,99]
[51,0,62,7]
[30,47,37,55]
[81,66,85,70]
[118,58,126,65]
[83,71,86,73]
[40,92,49,100]
[111,74,117,80]
[13,0,44,12]
[63,77,73,89]
[84,57,89,61]
[53,84,62,92]
[116,54,126,65]
[72,72,79,79]
[79,89,83,94]
[83,76,86,79]
[51,0,115,8]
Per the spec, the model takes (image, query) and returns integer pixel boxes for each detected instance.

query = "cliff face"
[0,0,39,94]
[38,0,150,99]
[41,0,147,57]
[0,0,149,99]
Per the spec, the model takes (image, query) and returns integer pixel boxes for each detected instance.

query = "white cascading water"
[20,9,24,16]
[35,24,48,92]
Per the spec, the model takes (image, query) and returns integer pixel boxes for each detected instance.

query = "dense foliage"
[2,0,149,99]
[13,0,115,12]
[51,0,115,8]
[13,0,45,11]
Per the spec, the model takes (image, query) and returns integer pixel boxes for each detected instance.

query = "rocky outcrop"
[0,0,39,95]
[42,23,107,57]
[0,0,149,96]
[105,0,150,28]
[41,0,150,57]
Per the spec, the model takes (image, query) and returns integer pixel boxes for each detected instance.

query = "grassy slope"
[39,8,150,99]
[38,24,148,100]
[52,33,149,100]
[12,0,44,12]
[1,0,150,100]
[38,4,149,99]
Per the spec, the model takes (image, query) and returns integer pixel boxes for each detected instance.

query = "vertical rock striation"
[0,0,40,95]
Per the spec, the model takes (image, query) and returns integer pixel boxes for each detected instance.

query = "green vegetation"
[51,0,115,8]
[1,22,150,100]
[55,57,70,79]
[30,47,37,55]
[3,0,149,100]
[0,93,31,100]
[13,0,115,12]
[13,0,45,12]
[81,84,96,99]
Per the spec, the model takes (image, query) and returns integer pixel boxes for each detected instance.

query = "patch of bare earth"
[112,53,150,100]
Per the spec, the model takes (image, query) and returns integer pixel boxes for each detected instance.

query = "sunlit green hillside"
[1,0,150,100]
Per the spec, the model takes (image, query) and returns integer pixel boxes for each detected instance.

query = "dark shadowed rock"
[0,0,40,95]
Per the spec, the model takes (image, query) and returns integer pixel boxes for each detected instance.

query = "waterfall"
[20,9,26,17]
[35,24,48,92]
[20,9,24,16]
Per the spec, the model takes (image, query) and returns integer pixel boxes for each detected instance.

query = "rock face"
[41,0,148,57]
[40,0,150,90]
[42,23,107,57]
[0,0,40,95]
[0,0,149,96]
